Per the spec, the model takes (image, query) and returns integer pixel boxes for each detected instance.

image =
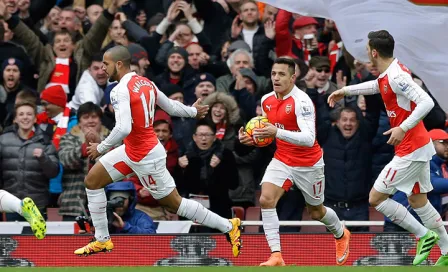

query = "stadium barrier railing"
[0,220,444,267]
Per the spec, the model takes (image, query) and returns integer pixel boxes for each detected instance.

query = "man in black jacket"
[308,86,381,231]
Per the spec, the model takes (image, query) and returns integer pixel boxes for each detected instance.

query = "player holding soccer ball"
[239,58,350,266]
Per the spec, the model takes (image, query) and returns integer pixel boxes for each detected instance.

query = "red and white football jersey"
[345,58,435,161]
[97,72,197,162]
[261,86,322,167]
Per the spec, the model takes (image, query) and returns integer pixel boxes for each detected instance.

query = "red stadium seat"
[47,208,63,221]
[369,207,384,232]
[255,190,261,207]
[232,206,245,220]
[300,209,326,233]
[244,206,261,233]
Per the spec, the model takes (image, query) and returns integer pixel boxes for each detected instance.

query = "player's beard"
[110,66,119,82]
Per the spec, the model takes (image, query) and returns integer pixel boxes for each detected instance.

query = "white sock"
[414,201,448,255]
[0,190,22,214]
[320,207,344,238]
[261,208,281,253]
[86,188,110,242]
[376,198,427,238]
[177,198,232,233]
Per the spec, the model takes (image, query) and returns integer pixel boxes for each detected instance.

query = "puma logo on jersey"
[386,110,396,118]
[266,105,272,111]
[132,79,152,93]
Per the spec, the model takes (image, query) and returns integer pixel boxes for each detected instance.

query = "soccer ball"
[245,116,274,147]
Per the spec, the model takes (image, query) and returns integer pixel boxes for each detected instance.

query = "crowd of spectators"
[0,0,447,233]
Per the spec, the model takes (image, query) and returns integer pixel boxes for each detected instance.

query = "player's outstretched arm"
[328,80,379,107]
[97,86,132,154]
[156,88,208,118]
[391,74,434,132]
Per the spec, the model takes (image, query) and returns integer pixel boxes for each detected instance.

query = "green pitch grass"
[0,267,444,272]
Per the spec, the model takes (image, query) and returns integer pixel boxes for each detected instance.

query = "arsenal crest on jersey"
[383,85,388,94]
[285,104,292,114]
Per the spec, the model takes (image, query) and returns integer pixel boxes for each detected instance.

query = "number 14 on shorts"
[141,175,157,191]
[313,180,323,198]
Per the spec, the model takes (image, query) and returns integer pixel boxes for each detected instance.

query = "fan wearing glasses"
[305,56,357,121]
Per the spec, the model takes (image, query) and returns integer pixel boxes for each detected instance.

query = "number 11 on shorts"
[313,181,323,198]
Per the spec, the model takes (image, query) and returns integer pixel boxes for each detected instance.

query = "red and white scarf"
[215,122,227,140]
[329,41,343,75]
[36,105,71,149]
[45,58,71,95]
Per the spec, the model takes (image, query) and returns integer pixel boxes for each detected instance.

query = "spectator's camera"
[107,191,130,226]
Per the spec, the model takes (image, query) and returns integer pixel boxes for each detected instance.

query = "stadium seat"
[244,206,261,233]
[255,190,261,206]
[47,208,62,221]
[369,207,384,232]
[300,209,326,233]
[232,206,245,220]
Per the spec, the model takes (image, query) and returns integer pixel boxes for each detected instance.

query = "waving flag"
[262,0,448,112]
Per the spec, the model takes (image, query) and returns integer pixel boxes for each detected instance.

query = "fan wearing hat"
[384,129,448,233]
[275,10,325,64]
[154,46,197,103]
[128,43,152,79]
[0,58,34,128]
[306,56,356,121]
[193,73,216,103]
[105,181,156,234]
[429,129,448,163]
[36,85,78,149]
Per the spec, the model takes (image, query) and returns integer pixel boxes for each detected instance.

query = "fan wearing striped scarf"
[36,85,76,149]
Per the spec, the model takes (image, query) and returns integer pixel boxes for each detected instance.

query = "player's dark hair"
[273,57,296,76]
[14,101,37,116]
[105,45,132,67]
[337,106,359,121]
[368,30,394,58]
[77,102,103,121]
[195,119,217,134]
